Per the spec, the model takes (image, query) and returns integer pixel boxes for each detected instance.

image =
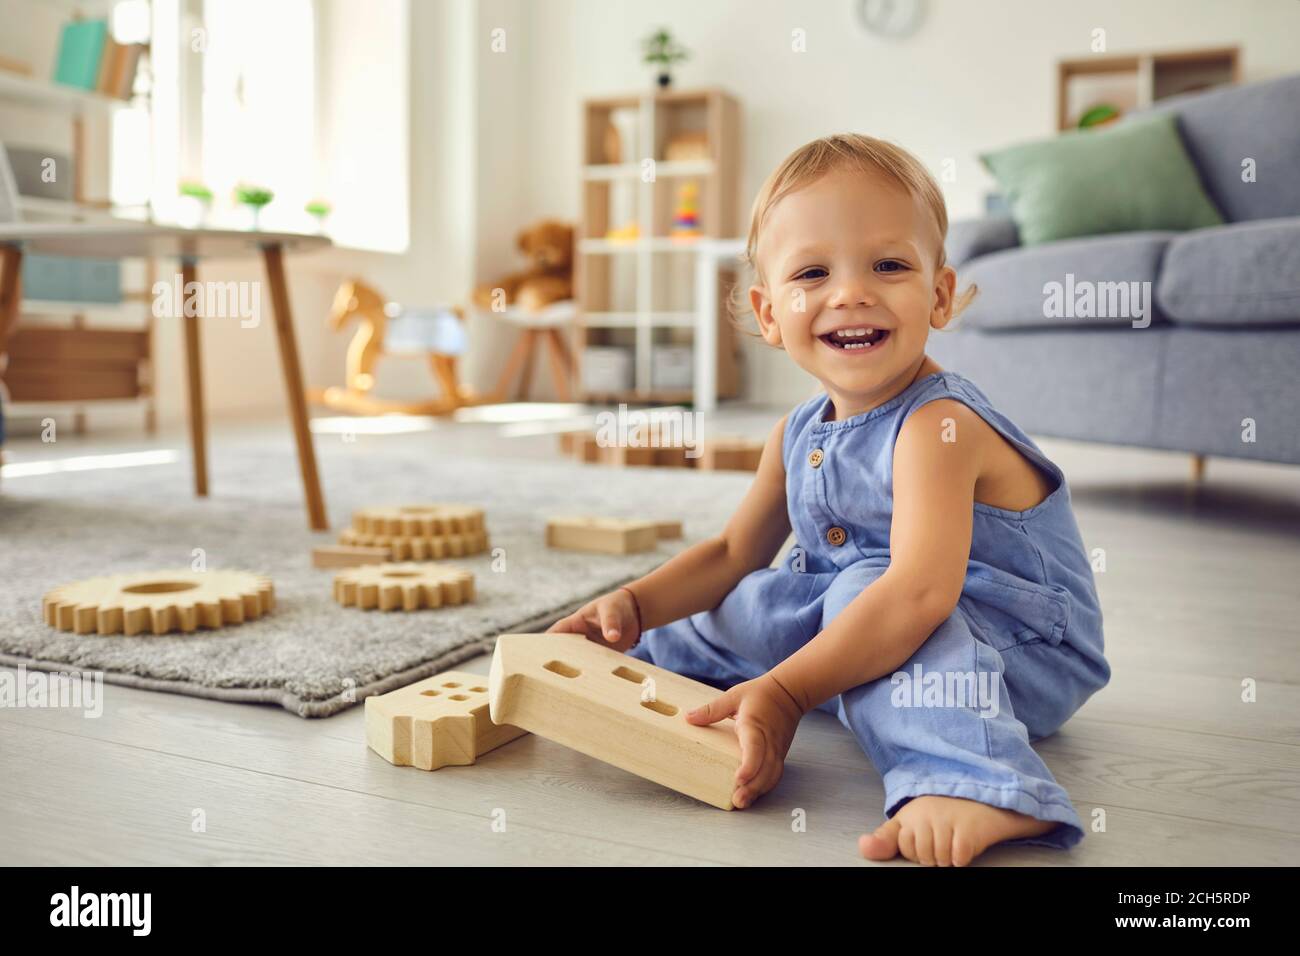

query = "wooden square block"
[545,516,660,555]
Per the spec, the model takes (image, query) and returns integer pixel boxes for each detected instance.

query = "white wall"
[518,0,1300,406]
[5,0,1300,434]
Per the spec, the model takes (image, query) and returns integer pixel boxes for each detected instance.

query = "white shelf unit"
[0,0,158,433]
[576,88,742,404]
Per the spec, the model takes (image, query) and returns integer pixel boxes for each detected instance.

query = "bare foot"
[858,795,1059,866]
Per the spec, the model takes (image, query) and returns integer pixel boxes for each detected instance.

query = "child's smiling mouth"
[818,326,890,353]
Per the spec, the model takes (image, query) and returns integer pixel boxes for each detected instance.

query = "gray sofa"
[931,72,1300,466]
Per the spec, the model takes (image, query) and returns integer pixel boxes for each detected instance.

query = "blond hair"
[731,133,976,331]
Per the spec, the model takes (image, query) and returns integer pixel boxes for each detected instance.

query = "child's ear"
[930,265,957,331]
[749,284,784,348]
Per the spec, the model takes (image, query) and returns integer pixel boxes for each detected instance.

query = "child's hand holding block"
[488,632,741,809]
[366,670,526,771]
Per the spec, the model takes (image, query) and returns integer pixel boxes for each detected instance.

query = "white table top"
[0,222,332,260]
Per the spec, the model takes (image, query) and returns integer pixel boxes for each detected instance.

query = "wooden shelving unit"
[575,87,742,404]
[0,0,158,433]
[1056,46,1240,131]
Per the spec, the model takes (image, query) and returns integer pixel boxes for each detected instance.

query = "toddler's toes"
[913,821,936,866]
[858,818,901,861]
[933,821,955,867]
[951,830,976,868]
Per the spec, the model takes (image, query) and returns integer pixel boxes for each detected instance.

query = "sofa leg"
[1190,454,1207,483]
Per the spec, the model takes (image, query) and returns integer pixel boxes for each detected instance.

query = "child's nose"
[828,276,874,309]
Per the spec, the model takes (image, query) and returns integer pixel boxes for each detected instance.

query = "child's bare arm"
[768,400,979,712]
[550,415,791,646]
[626,415,792,630]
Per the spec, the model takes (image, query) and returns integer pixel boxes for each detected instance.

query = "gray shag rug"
[0,435,751,717]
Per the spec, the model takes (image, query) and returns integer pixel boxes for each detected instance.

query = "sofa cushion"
[980,113,1224,246]
[1142,73,1300,223]
[944,215,1020,269]
[1157,219,1300,327]
[957,232,1172,330]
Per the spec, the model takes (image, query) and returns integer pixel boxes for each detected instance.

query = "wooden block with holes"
[366,670,525,771]
[546,516,660,555]
[488,632,741,809]
[312,544,390,569]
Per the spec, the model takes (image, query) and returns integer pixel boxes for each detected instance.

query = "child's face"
[749,168,956,414]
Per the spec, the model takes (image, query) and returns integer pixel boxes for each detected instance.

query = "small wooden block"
[655,520,683,540]
[545,516,659,555]
[312,545,390,569]
[560,431,600,462]
[699,437,763,472]
[489,632,741,809]
[653,445,696,468]
[599,444,657,467]
[366,670,526,770]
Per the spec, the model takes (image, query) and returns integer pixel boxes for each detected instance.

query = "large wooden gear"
[339,504,490,560]
[333,562,475,612]
[43,569,274,636]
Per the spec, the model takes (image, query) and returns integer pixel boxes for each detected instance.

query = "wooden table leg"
[263,243,328,531]
[180,259,209,497]
[544,328,572,401]
[0,244,23,356]
[492,326,534,402]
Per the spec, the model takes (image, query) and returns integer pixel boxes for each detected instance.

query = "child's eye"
[794,267,827,281]
[875,260,908,273]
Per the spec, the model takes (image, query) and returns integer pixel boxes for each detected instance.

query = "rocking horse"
[311,279,488,416]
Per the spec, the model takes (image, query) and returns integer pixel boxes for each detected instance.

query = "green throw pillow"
[980,113,1224,245]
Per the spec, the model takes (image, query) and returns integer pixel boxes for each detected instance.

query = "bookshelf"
[0,0,158,433]
[575,87,742,404]
[1056,46,1240,131]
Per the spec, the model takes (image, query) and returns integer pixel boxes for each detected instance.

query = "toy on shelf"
[605,220,640,242]
[43,570,273,635]
[670,180,701,241]
[489,631,741,809]
[546,516,681,555]
[310,279,487,417]
[333,563,475,612]
[471,220,579,402]
[365,670,526,771]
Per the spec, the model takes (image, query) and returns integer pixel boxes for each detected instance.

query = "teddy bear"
[473,219,575,313]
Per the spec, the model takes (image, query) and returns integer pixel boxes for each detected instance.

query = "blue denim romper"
[630,370,1110,849]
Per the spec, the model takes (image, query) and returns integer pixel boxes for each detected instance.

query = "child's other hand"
[547,588,641,652]
[686,673,804,809]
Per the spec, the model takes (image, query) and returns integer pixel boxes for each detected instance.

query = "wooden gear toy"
[43,569,274,636]
[333,563,475,611]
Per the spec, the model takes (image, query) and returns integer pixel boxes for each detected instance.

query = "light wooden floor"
[2,411,1297,865]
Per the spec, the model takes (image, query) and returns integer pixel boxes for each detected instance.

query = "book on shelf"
[53,18,109,91]
[53,19,143,99]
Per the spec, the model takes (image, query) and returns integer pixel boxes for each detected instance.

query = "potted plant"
[178,181,213,227]
[642,28,689,88]
[305,199,332,233]
[235,184,274,230]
